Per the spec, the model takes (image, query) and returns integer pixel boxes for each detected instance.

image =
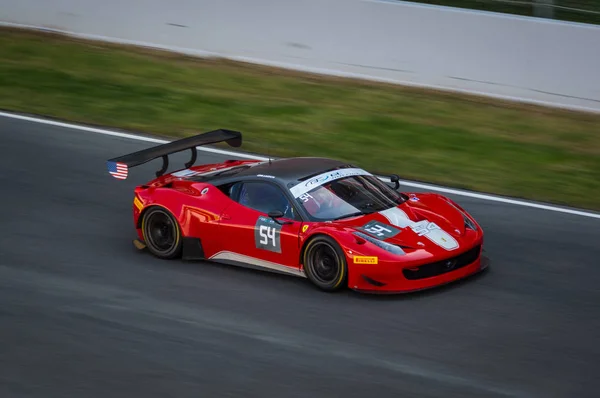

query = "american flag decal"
[107,161,128,180]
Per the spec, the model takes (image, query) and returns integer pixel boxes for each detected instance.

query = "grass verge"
[1,28,599,210]
[408,0,600,26]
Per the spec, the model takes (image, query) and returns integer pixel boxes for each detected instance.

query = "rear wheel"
[141,207,183,259]
[303,235,347,292]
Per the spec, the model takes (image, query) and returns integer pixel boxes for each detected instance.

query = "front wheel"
[141,206,183,259]
[303,235,347,292]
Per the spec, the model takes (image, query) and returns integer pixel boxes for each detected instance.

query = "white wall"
[2,0,600,112]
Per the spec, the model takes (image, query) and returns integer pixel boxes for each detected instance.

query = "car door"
[215,180,305,276]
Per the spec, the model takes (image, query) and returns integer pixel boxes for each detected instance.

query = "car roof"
[186,157,354,187]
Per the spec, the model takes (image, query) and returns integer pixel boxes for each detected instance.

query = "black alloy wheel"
[141,207,183,259]
[303,235,347,291]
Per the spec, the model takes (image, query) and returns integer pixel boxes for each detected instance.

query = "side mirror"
[390,174,400,190]
[268,210,293,225]
[268,210,284,218]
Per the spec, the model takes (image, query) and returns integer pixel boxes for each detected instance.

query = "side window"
[216,182,241,198]
[237,182,298,220]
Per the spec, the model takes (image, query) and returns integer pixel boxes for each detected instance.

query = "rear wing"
[106,129,242,180]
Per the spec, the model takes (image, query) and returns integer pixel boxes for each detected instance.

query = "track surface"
[1,116,600,398]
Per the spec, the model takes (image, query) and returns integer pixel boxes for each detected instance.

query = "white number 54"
[259,225,276,246]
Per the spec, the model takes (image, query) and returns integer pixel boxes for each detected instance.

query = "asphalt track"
[1,115,600,398]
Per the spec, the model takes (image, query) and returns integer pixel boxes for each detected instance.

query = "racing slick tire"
[141,206,183,259]
[302,235,348,292]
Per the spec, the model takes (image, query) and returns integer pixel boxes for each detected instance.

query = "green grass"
[1,28,599,210]
[408,0,600,25]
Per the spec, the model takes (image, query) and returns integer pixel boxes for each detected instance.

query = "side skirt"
[208,251,306,278]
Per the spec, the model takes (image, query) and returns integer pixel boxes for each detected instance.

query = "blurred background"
[1,1,600,398]
[1,0,599,210]
[414,0,600,24]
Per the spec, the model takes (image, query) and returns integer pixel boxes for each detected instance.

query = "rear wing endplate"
[106,129,242,180]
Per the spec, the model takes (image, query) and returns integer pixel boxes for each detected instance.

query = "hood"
[334,194,474,255]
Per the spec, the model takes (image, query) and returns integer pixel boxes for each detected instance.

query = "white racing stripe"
[1,110,599,220]
[379,207,460,251]
[171,163,265,178]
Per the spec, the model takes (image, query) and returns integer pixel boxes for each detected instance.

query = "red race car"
[107,129,489,293]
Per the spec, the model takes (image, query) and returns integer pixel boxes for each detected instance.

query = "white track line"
[2,110,599,220]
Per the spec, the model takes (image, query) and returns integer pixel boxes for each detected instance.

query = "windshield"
[294,174,406,221]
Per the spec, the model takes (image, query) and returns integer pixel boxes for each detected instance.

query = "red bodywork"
[132,159,488,293]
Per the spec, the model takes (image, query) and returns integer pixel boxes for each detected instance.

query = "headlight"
[353,232,406,255]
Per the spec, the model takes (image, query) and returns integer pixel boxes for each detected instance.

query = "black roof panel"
[242,157,351,182]
[186,157,353,186]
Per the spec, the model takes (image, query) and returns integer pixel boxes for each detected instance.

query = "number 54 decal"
[254,216,282,253]
[359,221,400,239]
[259,225,276,246]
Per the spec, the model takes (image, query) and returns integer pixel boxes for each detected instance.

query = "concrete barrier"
[2,0,600,112]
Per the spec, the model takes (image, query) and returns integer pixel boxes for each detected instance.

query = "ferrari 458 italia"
[107,129,489,293]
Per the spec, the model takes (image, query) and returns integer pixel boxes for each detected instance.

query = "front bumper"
[349,249,490,294]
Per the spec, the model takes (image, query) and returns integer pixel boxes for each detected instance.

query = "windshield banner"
[290,167,372,198]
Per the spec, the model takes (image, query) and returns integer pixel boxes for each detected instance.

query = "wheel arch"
[300,231,351,291]
[138,204,184,259]
[299,229,357,267]
[299,227,380,285]
[137,203,180,229]
[300,232,337,266]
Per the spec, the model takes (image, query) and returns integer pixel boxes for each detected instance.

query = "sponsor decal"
[289,168,372,198]
[379,207,459,251]
[254,216,282,253]
[354,256,378,264]
[302,225,309,233]
[133,196,143,211]
[358,220,401,239]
